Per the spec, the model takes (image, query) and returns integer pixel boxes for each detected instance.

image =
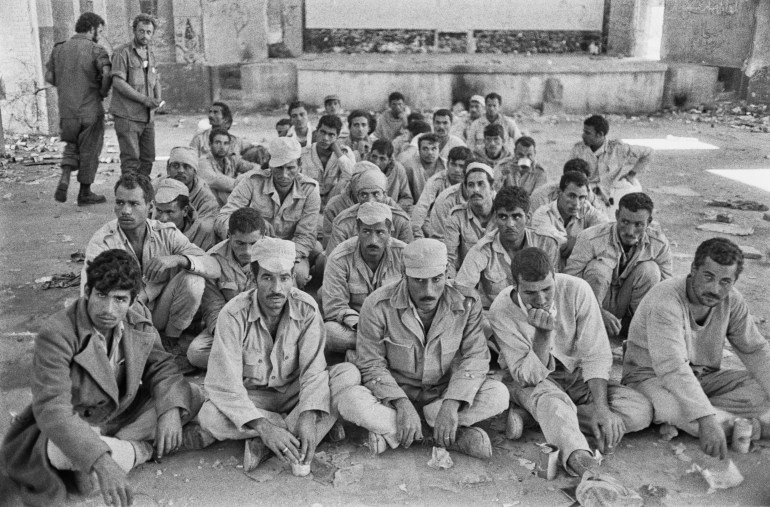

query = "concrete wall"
[746,0,770,104]
[662,64,719,108]
[158,63,211,111]
[241,61,297,108]
[202,0,268,65]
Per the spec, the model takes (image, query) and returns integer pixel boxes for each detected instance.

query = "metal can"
[732,418,753,454]
[536,443,560,480]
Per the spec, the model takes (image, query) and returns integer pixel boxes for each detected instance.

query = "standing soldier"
[110,13,162,177]
[46,12,111,206]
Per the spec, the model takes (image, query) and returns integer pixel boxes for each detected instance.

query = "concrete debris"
[39,272,80,289]
[740,246,763,260]
[687,460,744,494]
[518,458,536,471]
[715,213,733,223]
[707,199,769,212]
[663,101,770,133]
[243,456,285,483]
[427,447,454,469]
[460,472,493,485]
[650,186,701,197]
[696,223,754,236]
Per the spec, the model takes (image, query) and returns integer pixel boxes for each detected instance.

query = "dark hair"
[132,13,156,31]
[371,139,394,158]
[211,101,232,124]
[563,158,591,177]
[75,12,105,33]
[347,110,376,134]
[209,127,231,145]
[407,112,424,123]
[276,118,292,128]
[287,101,307,115]
[559,171,588,192]
[464,166,494,187]
[229,207,267,236]
[433,109,453,123]
[693,237,744,278]
[618,192,654,215]
[484,124,505,139]
[584,115,609,136]
[408,120,432,137]
[114,173,154,203]
[511,247,553,283]
[171,194,190,210]
[388,92,405,103]
[448,146,473,164]
[318,114,343,135]
[85,249,143,301]
[493,186,530,214]
[418,133,440,148]
[515,135,536,150]
[485,92,502,104]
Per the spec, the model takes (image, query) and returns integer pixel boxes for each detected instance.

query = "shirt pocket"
[127,61,145,90]
[242,348,267,384]
[349,283,369,311]
[383,335,417,375]
[281,205,303,225]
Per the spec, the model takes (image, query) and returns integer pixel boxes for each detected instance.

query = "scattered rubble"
[650,186,701,197]
[687,460,744,494]
[707,199,769,212]
[739,246,763,260]
[696,223,754,236]
[333,463,363,488]
[427,447,454,469]
[662,102,770,133]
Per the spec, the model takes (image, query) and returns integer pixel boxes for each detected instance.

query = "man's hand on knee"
[590,407,625,453]
[155,408,183,459]
[249,418,301,464]
[93,453,133,507]
[145,255,186,281]
[698,414,727,460]
[394,397,423,448]
[433,399,461,448]
[600,309,621,337]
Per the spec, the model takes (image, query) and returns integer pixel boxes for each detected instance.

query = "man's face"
[357,187,385,204]
[91,24,104,43]
[86,288,132,333]
[389,99,405,117]
[276,124,290,137]
[582,125,604,149]
[615,207,651,247]
[486,98,501,118]
[495,206,528,243]
[155,201,186,230]
[289,107,308,129]
[208,105,225,128]
[469,101,483,120]
[484,136,504,158]
[433,115,451,139]
[350,116,370,141]
[689,257,738,307]
[211,134,231,158]
[557,183,588,218]
[358,220,391,264]
[167,161,196,190]
[255,266,294,313]
[230,230,264,266]
[514,143,536,168]
[325,100,341,116]
[133,21,154,47]
[465,171,493,208]
[407,273,446,313]
[272,160,300,191]
[419,141,439,165]
[517,273,555,311]
[368,150,391,172]
[446,158,467,185]
[317,125,339,150]
[114,185,151,232]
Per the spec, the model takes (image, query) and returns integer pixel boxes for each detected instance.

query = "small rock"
[696,223,754,236]
[763,212,770,221]
[156,470,162,476]
[740,245,762,259]
[398,483,407,492]
[716,213,733,223]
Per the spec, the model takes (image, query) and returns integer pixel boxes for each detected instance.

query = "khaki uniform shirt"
[201,240,254,333]
[322,237,405,322]
[374,111,406,142]
[473,147,546,195]
[182,209,217,252]
[356,279,490,404]
[189,177,220,222]
[569,140,653,198]
[198,153,257,207]
[427,184,466,242]
[300,144,355,207]
[489,274,611,388]
[110,41,160,123]
[205,288,330,432]
[46,34,110,118]
[326,200,413,256]
[531,200,609,252]
[436,201,495,277]
[190,129,250,157]
[399,149,447,202]
[215,171,320,257]
[456,229,560,308]
[322,190,355,249]
[411,170,456,239]
[467,114,523,152]
[383,161,414,213]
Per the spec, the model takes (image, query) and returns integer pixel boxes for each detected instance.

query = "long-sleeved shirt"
[325,200,413,256]
[564,221,672,305]
[201,239,254,333]
[322,190,355,249]
[569,139,653,199]
[622,276,770,422]
[411,170,458,239]
[398,149,447,201]
[467,114,523,152]
[427,184,466,241]
[489,274,612,388]
[356,278,490,404]
[374,110,406,142]
[434,200,495,278]
[531,200,609,253]
[82,219,220,302]
[205,288,331,432]
[383,161,414,213]
[182,208,217,252]
[472,147,546,195]
[455,229,560,308]
[197,153,259,207]
[215,171,320,257]
[190,129,251,158]
[188,177,220,222]
[321,237,405,322]
[300,144,355,207]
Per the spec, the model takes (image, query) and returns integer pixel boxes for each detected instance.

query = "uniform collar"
[390,277,465,314]
[248,288,301,323]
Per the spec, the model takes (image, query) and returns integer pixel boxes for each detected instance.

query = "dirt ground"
[1,109,770,506]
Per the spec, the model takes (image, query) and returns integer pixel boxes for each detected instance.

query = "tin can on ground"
[732,418,753,454]
[536,443,559,480]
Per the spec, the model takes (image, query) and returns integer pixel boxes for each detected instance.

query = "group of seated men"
[4,92,770,507]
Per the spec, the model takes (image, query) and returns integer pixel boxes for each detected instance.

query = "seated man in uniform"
[345,109,377,162]
[190,101,251,157]
[1,249,204,506]
[565,192,671,338]
[322,202,405,355]
[399,133,446,201]
[337,239,509,458]
[489,248,652,476]
[154,178,217,251]
[300,115,355,209]
[83,173,220,347]
[623,238,770,459]
[187,208,267,370]
[196,238,360,471]
[529,158,594,213]
[367,139,414,213]
[197,128,261,207]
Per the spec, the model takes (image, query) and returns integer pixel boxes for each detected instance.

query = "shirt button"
[271,375,276,380]
[284,355,289,360]
[258,359,263,363]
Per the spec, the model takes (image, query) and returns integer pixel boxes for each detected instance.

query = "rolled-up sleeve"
[167,229,221,279]
[215,176,255,239]
[110,46,129,81]
[455,246,485,291]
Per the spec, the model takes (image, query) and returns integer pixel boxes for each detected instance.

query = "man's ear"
[84,285,92,299]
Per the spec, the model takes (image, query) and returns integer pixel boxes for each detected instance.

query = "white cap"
[268,137,302,168]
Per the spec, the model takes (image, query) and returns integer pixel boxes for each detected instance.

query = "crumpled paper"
[427,447,454,469]
[575,471,643,507]
[687,460,744,494]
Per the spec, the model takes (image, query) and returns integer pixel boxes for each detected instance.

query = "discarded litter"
[427,447,454,469]
[70,250,86,263]
[333,464,363,488]
[670,443,686,455]
[739,245,762,260]
[696,223,754,236]
[687,460,744,493]
[575,471,643,507]
[398,483,408,492]
[38,272,80,289]
[243,456,285,483]
[517,458,536,471]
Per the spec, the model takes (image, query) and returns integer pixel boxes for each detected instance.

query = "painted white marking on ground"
[155,156,170,161]
[707,168,770,193]
[621,136,719,150]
